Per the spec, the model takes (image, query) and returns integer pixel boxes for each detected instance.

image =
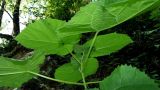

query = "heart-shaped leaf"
[55,58,99,82]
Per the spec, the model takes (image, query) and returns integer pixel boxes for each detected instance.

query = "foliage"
[0,52,45,87]
[21,0,47,21]
[0,0,160,89]
[5,0,16,12]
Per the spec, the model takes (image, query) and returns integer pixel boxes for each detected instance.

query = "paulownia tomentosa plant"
[0,0,160,90]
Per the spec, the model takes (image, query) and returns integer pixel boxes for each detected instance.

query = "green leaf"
[100,0,136,6]
[16,19,80,55]
[0,52,45,87]
[84,33,133,57]
[59,0,160,36]
[88,88,99,90]
[100,65,160,90]
[55,58,99,82]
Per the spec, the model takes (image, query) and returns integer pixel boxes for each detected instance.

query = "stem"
[85,31,99,61]
[79,31,99,89]
[86,81,101,84]
[70,51,81,64]
[81,52,85,61]
[28,71,100,86]
[65,43,87,89]
[65,47,81,64]
[28,71,83,85]
[79,62,88,89]
[60,31,99,90]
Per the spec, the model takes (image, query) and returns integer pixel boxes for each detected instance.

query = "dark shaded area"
[0,33,13,40]
[46,0,90,22]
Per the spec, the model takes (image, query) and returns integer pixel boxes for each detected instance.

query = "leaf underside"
[55,58,99,82]
[84,33,133,57]
[16,19,80,56]
[0,52,45,87]
[59,0,160,36]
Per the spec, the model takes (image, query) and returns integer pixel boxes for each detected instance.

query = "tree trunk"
[0,0,6,27]
[12,0,21,36]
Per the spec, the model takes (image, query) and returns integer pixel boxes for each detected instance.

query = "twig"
[4,9,13,20]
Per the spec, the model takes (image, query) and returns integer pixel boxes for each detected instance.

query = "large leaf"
[0,52,45,87]
[16,19,80,55]
[59,0,160,36]
[84,33,133,57]
[100,65,160,90]
[54,58,99,82]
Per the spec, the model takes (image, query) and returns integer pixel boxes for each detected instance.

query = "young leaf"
[100,65,160,90]
[16,19,80,55]
[84,33,133,57]
[0,52,45,87]
[59,0,160,35]
[54,58,99,82]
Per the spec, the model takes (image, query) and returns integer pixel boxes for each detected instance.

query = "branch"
[0,33,13,40]
[12,0,21,36]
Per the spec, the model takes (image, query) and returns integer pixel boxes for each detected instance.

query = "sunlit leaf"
[16,19,80,55]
